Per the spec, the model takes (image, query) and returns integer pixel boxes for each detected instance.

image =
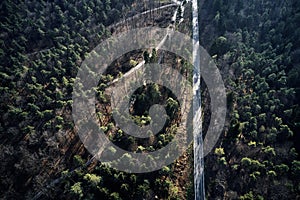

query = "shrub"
[262,146,276,156]
[250,171,260,180]
[239,191,254,200]
[71,182,83,198]
[248,141,256,147]
[73,155,85,166]
[84,173,101,186]
[267,170,277,177]
[275,164,289,174]
[291,160,300,178]
[241,157,252,166]
[219,157,228,165]
[214,147,225,156]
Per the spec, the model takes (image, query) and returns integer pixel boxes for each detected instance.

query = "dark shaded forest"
[0,0,299,199]
[200,0,300,199]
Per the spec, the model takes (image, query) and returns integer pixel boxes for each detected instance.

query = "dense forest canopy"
[0,0,299,199]
[200,0,300,199]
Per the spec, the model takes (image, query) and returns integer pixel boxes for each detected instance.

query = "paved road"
[192,0,206,199]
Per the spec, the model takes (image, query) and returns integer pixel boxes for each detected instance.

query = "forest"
[0,0,299,199]
[201,0,300,199]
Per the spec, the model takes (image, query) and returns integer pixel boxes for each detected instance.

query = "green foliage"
[214,147,225,156]
[129,59,138,67]
[100,126,108,133]
[110,192,121,200]
[248,141,256,147]
[166,97,179,119]
[73,155,85,167]
[239,191,254,200]
[278,125,293,140]
[241,157,252,166]
[55,116,64,124]
[1,0,300,199]
[219,157,228,165]
[137,180,151,198]
[289,148,298,159]
[204,0,300,199]
[250,171,260,181]
[83,173,101,186]
[160,166,171,175]
[232,164,239,170]
[262,145,275,155]
[210,36,230,55]
[291,160,300,178]
[120,183,129,192]
[108,146,117,154]
[70,182,83,199]
[239,191,263,200]
[267,170,277,177]
[169,185,180,199]
[241,157,264,170]
[275,164,289,174]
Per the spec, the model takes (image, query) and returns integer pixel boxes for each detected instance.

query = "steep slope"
[199,0,300,199]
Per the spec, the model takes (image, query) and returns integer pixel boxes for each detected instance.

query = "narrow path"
[110,1,183,85]
[108,3,177,30]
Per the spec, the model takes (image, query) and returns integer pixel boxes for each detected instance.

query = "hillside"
[1,0,300,199]
[199,0,300,199]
